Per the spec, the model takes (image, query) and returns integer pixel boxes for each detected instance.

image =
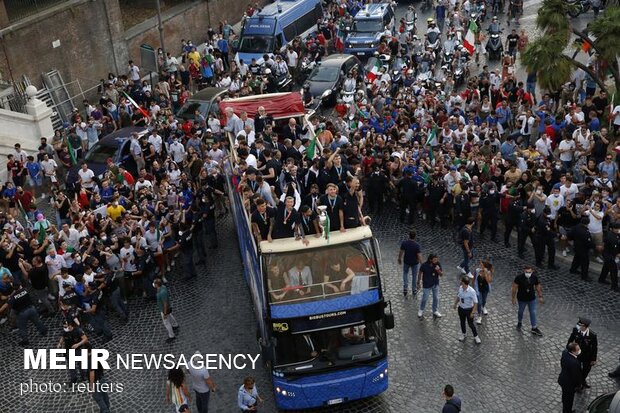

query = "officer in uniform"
[533,206,559,270]
[504,195,525,248]
[58,320,89,383]
[517,202,537,258]
[84,281,113,344]
[567,217,595,281]
[566,317,598,389]
[479,184,500,242]
[0,282,48,345]
[599,222,620,291]
[179,223,197,280]
[397,171,418,225]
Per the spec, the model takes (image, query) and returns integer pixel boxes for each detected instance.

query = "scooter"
[567,0,591,17]
[485,29,503,61]
[425,31,442,58]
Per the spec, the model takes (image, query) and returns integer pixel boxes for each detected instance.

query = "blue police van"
[234,0,322,65]
[344,3,395,57]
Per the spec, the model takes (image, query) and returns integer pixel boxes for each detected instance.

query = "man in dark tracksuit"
[558,342,583,413]
[566,317,598,390]
[517,204,537,258]
[567,217,595,281]
[533,207,559,270]
[599,222,620,291]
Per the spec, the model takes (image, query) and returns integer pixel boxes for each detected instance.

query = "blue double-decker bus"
[224,102,394,410]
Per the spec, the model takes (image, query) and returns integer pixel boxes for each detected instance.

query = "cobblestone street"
[1,207,619,412]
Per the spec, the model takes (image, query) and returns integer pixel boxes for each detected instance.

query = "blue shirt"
[500,141,517,161]
[400,239,421,266]
[420,261,442,288]
[26,162,41,179]
[238,384,259,411]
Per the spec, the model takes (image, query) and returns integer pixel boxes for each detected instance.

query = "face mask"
[101,236,107,241]
[63,327,70,333]
[75,258,81,264]
[524,272,532,278]
[489,190,495,194]
[530,209,536,214]
[576,349,582,356]
[536,189,542,194]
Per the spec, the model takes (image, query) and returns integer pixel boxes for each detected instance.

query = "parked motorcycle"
[567,0,591,17]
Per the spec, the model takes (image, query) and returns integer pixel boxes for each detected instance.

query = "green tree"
[521,0,620,95]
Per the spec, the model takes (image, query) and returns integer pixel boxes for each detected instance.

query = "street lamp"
[156,0,165,57]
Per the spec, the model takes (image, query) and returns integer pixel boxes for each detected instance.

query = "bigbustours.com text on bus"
[24,349,261,370]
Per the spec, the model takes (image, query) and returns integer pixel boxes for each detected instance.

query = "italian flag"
[463,20,478,55]
[366,59,381,83]
[306,133,317,160]
[122,91,150,119]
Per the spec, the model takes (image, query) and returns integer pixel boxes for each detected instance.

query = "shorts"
[591,232,603,247]
[28,176,43,187]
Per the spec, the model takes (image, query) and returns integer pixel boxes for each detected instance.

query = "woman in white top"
[453,276,481,344]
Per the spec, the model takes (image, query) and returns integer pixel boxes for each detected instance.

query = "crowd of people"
[0,0,618,412]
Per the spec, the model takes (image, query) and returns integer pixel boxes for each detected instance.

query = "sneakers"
[403,289,408,297]
[516,322,522,331]
[562,248,568,257]
[458,333,466,342]
[417,310,423,318]
[433,311,442,318]
[595,256,604,264]
[474,336,481,344]
[456,265,466,274]
[531,327,543,336]
[475,316,482,325]
[482,307,488,315]
[165,336,177,343]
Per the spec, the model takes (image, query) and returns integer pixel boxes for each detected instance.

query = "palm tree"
[523,0,620,95]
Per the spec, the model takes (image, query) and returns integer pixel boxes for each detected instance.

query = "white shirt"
[288,266,312,287]
[585,210,603,234]
[188,364,211,393]
[545,194,565,219]
[45,254,66,278]
[59,228,81,251]
[13,149,28,164]
[457,285,478,309]
[148,134,163,154]
[77,168,95,188]
[535,137,552,157]
[558,139,575,161]
[560,183,579,201]
[129,65,141,81]
[287,50,298,67]
[169,141,186,163]
[41,159,58,176]
[120,246,137,272]
[56,275,76,297]
[245,153,258,169]
[613,105,620,126]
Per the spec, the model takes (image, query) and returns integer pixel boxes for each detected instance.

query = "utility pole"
[156,0,166,57]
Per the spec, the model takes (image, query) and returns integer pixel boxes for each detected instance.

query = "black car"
[588,390,620,413]
[175,87,228,122]
[66,126,148,188]
[304,54,363,106]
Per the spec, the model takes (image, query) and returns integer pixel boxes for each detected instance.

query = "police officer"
[566,317,598,389]
[0,281,48,346]
[479,183,500,242]
[504,195,525,248]
[517,202,537,258]
[179,222,198,280]
[84,281,113,344]
[599,222,620,291]
[567,217,595,281]
[397,171,418,224]
[534,206,559,270]
[58,320,89,383]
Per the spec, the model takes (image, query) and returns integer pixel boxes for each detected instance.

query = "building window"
[3,0,67,23]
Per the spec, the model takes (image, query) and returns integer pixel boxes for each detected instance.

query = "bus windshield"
[273,318,386,372]
[238,36,274,53]
[352,19,383,33]
[264,239,378,305]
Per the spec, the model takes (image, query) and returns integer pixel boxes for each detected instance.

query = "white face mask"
[524,271,532,278]
[576,349,582,356]
[489,190,495,194]
[530,209,536,214]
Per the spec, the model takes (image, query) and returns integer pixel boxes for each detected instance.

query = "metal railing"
[4,0,67,23]
[269,274,379,305]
